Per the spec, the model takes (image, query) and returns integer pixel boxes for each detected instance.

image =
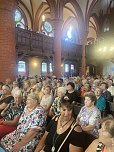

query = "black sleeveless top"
[44,117,85,152]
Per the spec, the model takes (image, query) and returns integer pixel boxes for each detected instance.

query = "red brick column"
[81,32,88,76]
[0,0,17,82]
[53,19,63,78]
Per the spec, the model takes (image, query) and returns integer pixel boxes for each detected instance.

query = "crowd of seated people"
[0,90,25,139]
[0,75,114,152]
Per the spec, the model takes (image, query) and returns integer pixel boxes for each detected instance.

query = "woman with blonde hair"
[85,117,114,152]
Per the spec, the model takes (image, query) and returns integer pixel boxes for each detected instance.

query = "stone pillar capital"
[51,18,63,31]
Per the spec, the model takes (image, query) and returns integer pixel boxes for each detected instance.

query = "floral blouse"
[51,97,61,115]
[3,101,25,121]
[1,106,47,152]
[77,106,101,137]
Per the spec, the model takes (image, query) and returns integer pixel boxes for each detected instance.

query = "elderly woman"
[49,86,66,116]
[34,98,92,152]
[0,90,25,139]
[11,81,20,97]
[77,92,101,137]
[0,85,14,116]
[85,117,114,152]
[22,80,31,102]
[0,93,47,152]
[40,85,53,114]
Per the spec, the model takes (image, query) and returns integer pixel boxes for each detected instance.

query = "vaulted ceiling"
[17,0,109,44]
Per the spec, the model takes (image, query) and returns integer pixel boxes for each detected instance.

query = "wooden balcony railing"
[16,27,82,60]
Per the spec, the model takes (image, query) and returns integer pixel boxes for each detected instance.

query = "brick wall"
[0,0,17,82]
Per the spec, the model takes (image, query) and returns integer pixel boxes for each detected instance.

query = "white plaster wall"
[103,61,114,76]
[28,57,41,77]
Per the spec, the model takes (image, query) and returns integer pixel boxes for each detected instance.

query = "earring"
[111,138,114,146]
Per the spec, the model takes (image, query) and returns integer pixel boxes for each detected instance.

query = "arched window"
[64,26,76,42]
[65,64,69,72]
[49,63,53,72]
[67,26,72,39]
[42,62,47,73]
[15,9,25,29]
[41,21,54,37]
[71,64,74,70]
[18,61,26,72]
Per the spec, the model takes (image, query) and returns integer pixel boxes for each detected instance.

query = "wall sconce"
[33,62,37,66]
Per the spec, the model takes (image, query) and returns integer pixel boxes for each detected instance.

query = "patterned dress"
[51,97,62,115]
[77,106,101,137]
[1,106,47,152]
[3,101,25,121]
[0,101,25,139]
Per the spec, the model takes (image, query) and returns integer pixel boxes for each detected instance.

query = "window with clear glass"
[18,61,26,72]
[42,62,47,72]
[67,26,72,39]
[49,63,53,72]
[65,64,69,72]
[15,9,25,29]
[71,64,74,70]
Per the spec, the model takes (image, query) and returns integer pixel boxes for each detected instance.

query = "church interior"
[1,1,114,152]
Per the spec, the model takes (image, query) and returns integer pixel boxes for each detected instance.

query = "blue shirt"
[96,96,106,112]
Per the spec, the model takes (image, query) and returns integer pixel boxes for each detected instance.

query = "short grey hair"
[58,87,66,95]
[27,92,40,103]
[14,90,23,97]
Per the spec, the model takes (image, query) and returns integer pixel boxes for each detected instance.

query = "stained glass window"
[41,21,54,37]
[15,9,25,29]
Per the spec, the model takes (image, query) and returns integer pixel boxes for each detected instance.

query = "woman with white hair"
[0,92,47,152]
[49,87,66,116]
[0,90,25,139]
[11,81,20,97]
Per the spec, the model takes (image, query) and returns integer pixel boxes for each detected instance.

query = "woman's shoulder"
[52,114,60,121]
[35,106,46,113]
[93,106,101,114]
[80,106,86,112]
[85,139,99,152]
[91,138,99,145]
[74,124,82,133]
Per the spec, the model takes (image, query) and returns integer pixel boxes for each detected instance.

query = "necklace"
[51,117,72,152]
[58,117,72,133]
[52,132,60,152]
